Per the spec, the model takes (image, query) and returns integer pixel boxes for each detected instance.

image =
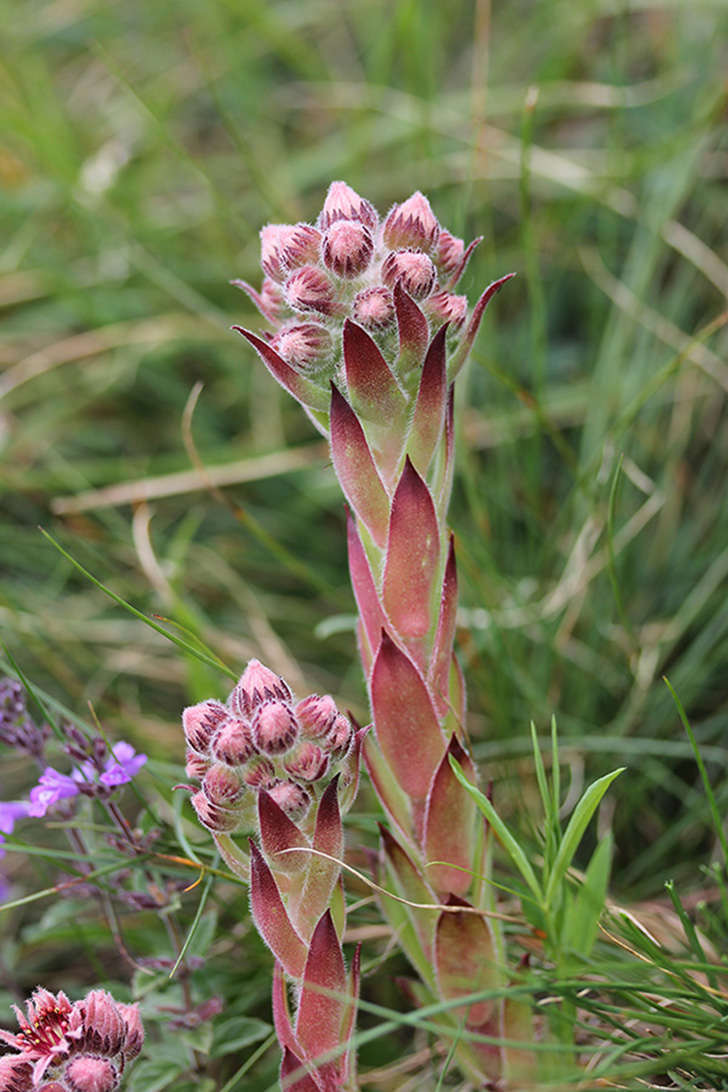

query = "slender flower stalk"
[235,182,531,1087]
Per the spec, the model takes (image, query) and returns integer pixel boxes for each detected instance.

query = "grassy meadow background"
[2,0,728,1086]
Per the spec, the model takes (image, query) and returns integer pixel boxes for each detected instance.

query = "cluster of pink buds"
[182,660,363,1089]
[232,182,510,417]
[0,988,143,1091]
[182,659,356,836]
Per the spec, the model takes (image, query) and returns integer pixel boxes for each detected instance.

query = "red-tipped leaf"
[289,778,343,939]
[429,534,458,716]
[273,962,301,1059]
[280,1048,320,1092]
[382,457,441,642]
[296,910,348,1083]
[394,280,429,372]
[444,234,483,290]
[258,791,310,878]
[233,327,329,412]
[362,731,414,842]
[343,318,406,422]
[330,385,390,548]
[346,510,388,663]
[249,838,306,978]
[448,272,516,379]
[408,324,448,476]
[424,736,477,896]
[434,894,497,1028]
[370,631,444,800]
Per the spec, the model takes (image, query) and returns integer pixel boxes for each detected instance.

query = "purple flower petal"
[0,801,30,834]
[27,768,80,817]
[100,742,147,787]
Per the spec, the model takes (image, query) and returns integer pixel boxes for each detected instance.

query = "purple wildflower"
[0,801,30,858]
[99,742,147,787]
[27,768,80,818]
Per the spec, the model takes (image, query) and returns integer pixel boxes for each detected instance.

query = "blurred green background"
[2,0,728,903]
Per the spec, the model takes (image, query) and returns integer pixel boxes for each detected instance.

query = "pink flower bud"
[211,718,255,766]
[230,659,292,718]
[182,699,227,753]
[284,265,338,316]
[284,741,329,782]
[318,181,378,232]
[272,322,332,374]
[64,1055,118,1092]
[260,224,293,282]
[39,1085,66,1092]
[436,229,464,277]
[260,277,286,321]
[203,763,246,806]
[279,222,321,270]
[77,990,125,1055]
[185,748,210,780]
[267,780,311,822]
[190,790,240,833]
[242,756,277,790]
[295,694,337,740]
[252,701,298,755]
[424,290,467,328]
[0,1056,33,1092]
[381,249,436,301]
[117,1003,144,1060]
[352,285,395,331]
[322,219,374,278]
[326,713,354,760]
[383,191,439,252]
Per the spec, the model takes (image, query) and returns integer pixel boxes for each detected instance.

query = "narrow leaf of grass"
[606,452,634,647]
[39,527,236,679]
[544,767,624,910]
[0,856,150,913]
[1,643,64,742]
[169,869,215,979]
[664,674,728,869]
[450,755,543,903]
[218,1031,277,1092]
[665,879,717,990]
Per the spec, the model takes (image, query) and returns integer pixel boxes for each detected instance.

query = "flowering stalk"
[181,660,364,1090]
[236,182,531,1085]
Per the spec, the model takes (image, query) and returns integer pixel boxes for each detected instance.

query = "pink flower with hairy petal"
[295,694,337,740]
[75,991,126,1057]
[202,763,246,806]
[117,1004,143,1060]
[0,989,80,1084]
[272,322,332,373]
[436,229,465,277]
[252,701,298,756]
[190,790,240,833]
[284,742,329,783]
[0,1055,33,1092]
[285,265,339,316]
[182,699,228,753]
[267,780,310,822]
[424,290,468,328]
[211,718,255,766]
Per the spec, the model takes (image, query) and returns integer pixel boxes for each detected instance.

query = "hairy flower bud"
[322,219,374,278]
[242,756,277,790]
[203,763,246,806]
[78,990,125,1056]
[252,701,298,755]
[230,660,292,718]
[284,266,339,316]
[211,718,255,766]
[318,181,378,232]
[424,290,467,328]
[185,748,210,780]
[190,790,240,833]
[182,700,227,753]
[267,780,310,822]
[381,249,436,300]
[436,229,464,278]
[260,277,286,321]
[295,694,337,740]
[272,322,332,373]
[327,713,354,760]
[64,1055,118,1092]
[260,224,293,282]
[39,1084,65,1092]
[383,191,439,253]
[352,286,395,331]
[117,1004,143,1060]
[284,742,329,782]
[279,223,321,270]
